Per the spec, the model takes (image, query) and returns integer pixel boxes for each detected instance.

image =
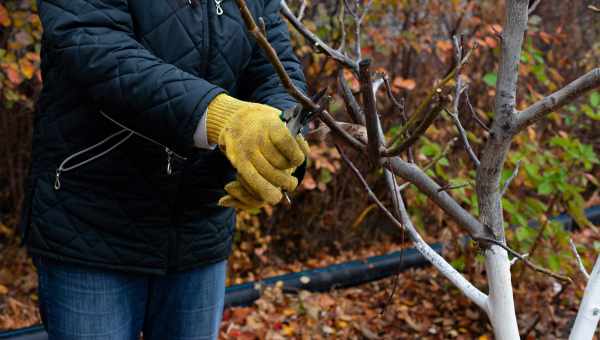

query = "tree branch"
[569,238,590,280]
[383,157,488,239]
[500,160,520,196]
[238,0,490,244]
[447,35,480,167]
[281,0,359,72]
[339,146,489,311]
[359,59,384,161]
[383,46,473,157]
[475,236,572,283]
[465,90,490,132]
[514,68,600,131]
[337,68,365,125]
[236,0,366,151]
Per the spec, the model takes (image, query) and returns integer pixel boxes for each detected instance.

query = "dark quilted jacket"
[21,0,307,274]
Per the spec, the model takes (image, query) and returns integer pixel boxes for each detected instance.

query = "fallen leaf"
[2,63,23,85]
[231,307,253,324]
[393,77,416,91]
[0,4,10,27]
[436,40,453,53]
[19,58,34,79]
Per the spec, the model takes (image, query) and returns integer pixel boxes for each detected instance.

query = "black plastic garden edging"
[1,205,599,340]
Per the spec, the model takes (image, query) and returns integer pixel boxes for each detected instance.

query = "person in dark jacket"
[22,0,308,338]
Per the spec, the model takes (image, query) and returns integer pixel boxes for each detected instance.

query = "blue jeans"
[34,257,226,340]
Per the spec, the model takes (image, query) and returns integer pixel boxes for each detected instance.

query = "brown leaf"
[435,40,453,53]
[231,307,253,324]
[392,77,416,91]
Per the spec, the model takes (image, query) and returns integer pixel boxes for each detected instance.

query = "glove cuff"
[206,94,248,144]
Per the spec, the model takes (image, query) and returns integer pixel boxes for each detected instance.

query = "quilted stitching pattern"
[25,0,307,273]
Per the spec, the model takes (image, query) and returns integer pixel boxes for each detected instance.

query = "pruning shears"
[279,89,327,205]
[280,89,327,136]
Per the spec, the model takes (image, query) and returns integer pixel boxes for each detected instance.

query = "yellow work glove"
[206,94,309,207]
[219,137,309,210]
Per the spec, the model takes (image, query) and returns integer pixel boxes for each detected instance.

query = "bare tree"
[237,0,600,338]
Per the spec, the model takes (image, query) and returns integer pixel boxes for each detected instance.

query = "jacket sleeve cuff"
[193,109,217,150]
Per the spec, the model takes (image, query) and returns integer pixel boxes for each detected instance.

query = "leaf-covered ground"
[0,235,596,339]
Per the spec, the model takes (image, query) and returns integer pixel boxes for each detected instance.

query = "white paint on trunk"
[485,245,520,340]
[570,257,600,340]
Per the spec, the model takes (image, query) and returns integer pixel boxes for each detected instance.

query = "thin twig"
[476,236,573,283]
[423,137,457,172]
[343,0,372,63]
[500,160,520,196]
[520,313,541,338]
[528,0,542,15]
[445,107,480,167]
[236,0,365,150]
[336,0,347,51]
[510,253,528,266]
[281,0,359,72]
[465,90,490,132]
[447,35,480,167]
[437,183,470,192]
[297,0,307,21]
[569,238,590,280]
[382,74,406,120]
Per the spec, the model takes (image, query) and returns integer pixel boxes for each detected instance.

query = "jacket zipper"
[214,0,223,15]
[54,111,187,190]
[188,0,222,15]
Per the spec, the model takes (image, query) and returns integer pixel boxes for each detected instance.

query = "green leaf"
[483,73,497,87]
[451,257,465,271]
[584,109,600,121]
[547,254,561,272]
[590,92,600,107]
[319,168,332,184]
[515,226,535,242]
[538,181,552,195]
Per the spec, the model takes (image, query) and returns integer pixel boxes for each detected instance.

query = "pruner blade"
[282,88,327,137]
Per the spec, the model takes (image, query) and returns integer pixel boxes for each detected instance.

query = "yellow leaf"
[336,320,349,329]
[19,58,35,79]
[283,307,296,317]
[0,223,13,238]
[478,336,490,340]
[282,325,295,336]
[0,284,8,295]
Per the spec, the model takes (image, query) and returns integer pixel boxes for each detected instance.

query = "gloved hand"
[219,136,309,210]
[206,94,309,207]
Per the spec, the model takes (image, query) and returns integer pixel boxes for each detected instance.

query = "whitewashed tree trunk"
[570,257,600,339]
[476,0,529,338]
[485,246,520,339]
